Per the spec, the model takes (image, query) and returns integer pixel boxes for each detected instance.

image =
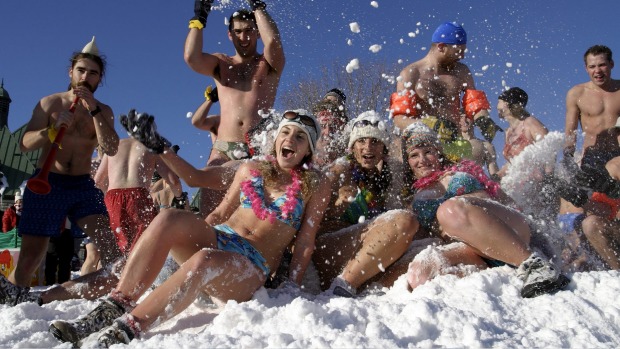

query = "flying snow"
[369,44,382,53]
[349,22,360,33]
[370,1,379,8]
[346,59,360,73]
[186,112,193,118]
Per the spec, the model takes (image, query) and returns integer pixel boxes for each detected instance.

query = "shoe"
[328,276,357,298]
[96,319,136,348]
[49,298,125,344]
[516,253,571,298]
[0,274,42,306]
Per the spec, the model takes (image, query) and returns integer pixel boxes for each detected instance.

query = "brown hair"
[228,9,257,32]
[583,45,613,65]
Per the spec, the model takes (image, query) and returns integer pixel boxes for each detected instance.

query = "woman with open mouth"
[312,111,419,297]
[49,109,331,347]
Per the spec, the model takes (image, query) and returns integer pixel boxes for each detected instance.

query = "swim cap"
[498,87,528,107]
[324,88,347,103]
[431,22,467,45]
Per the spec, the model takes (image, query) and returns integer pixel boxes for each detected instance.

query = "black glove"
[473,116,503,142]
[171,192,189,209]
[204,85,218,103]
[191,0,214,26]
[246,0,267,11]
[120,109,171,154]
[577,163,620,198]
[542,174,590,208]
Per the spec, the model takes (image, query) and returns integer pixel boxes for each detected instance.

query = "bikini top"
[240,173,305,230]
[503,130,533,160]
[412,172,484,230]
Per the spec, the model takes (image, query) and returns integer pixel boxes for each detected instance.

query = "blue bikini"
[412,172,484,230]
[212,172,305,276]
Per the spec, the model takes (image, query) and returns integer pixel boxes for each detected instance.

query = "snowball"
[481,65,489,71]
[346,58,360,73]
[347,39,353,46]
[358,215,366,224]
[506,62,513,68]
[349,22,360,33]
[370,1,379,8]
[186,112,193,118]
[369,44,382,53]
[408,32,416,38]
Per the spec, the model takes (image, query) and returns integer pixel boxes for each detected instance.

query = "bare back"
[105,138,158,189]
[214,54,279,142]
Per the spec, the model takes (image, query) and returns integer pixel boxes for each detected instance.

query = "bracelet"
[188,20,204,30]
[89,105,101,117]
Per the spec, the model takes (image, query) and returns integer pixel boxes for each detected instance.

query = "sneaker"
[0,274,42,306]
[328,276,357,298]
[49,298,125,344]
[516,253,571,298]
[96,319,136,348]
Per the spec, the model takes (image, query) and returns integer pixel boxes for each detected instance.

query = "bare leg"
[437,197,531,266]
[77,214,123,268]
[9,235,49,287]
[41,269,119,302]
[114,209,216,302]
[407,242,488,291]
[581,215,620,269]
[131,249,265,332]
[80,242,101,276]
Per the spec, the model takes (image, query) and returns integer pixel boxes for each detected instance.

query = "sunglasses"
[352,119,380,129]
[283,111,319,134]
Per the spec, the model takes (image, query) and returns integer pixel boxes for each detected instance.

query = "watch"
[89,105,101,117]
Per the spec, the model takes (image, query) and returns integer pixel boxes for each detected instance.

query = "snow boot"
[517,253,570,298]
[49,297,125,344]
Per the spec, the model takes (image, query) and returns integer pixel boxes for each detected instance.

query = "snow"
[1,269,619,348]
[346,59,360,73]
[349,22,361,34]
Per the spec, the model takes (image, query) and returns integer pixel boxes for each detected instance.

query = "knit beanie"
[347,111,390,149]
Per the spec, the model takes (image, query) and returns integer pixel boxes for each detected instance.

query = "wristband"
[89,105,101,117]
[189,19,204,30]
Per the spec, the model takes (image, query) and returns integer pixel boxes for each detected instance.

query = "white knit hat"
[277,109,321,155]
[14,195,23,202]
[347,111,390,149]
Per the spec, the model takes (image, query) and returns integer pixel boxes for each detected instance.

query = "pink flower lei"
[413,160,500,199]
[240,165,302,224]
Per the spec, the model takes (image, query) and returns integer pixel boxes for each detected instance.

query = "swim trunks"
[19,170,107,238]
[213,140,251,161]
[105,187,158,253]
[557,213,586,234]
[213,224,270,276]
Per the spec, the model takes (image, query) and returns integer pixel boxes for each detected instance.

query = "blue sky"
[2,0,620,197]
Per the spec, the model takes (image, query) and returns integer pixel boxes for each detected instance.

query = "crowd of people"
[1,0,620,347]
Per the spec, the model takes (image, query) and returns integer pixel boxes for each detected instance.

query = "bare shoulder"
[567,82,587,98]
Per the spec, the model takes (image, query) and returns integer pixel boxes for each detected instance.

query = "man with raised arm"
[0,37,122,305]
[390,21,502,162]
[184,0,285,216]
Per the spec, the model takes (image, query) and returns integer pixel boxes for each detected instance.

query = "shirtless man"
[390,21,502,162]
[0,38,122,305]
[184,0,285,216]
[559,45,620,271]
[94,138,181,254]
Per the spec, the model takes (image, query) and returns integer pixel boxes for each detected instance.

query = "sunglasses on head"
[352,119,380,129]
[283,111,319,133]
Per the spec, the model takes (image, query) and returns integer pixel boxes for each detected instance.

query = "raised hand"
[191,0,214,27]
[120,109,171,154]
[246,0,267,11]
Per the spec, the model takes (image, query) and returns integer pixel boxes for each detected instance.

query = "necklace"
[240,167,302,224]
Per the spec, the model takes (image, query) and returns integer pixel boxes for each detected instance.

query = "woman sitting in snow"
[312,111,419,297]
[49,109,330,347]
[402,121,569,298]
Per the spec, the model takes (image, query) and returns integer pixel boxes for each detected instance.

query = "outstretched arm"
[184,0,220,77]
[158,150,234,190]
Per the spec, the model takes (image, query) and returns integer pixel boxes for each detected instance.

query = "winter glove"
[189,0,214,29]
[120,109,171,154]
[246,0,267,11]
[473,115,503,143]
[204,85,218,103]
[577,163,620,199]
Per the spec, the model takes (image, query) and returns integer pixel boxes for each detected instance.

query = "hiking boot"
[0,274,42,306]
[516,253,571,298]
[96,319,136,348]
[49,298,125,344]
[328,276,357,298]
